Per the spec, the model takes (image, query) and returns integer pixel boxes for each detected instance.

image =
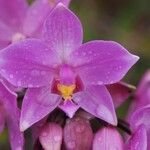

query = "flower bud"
[39,123,63,150]
[64,117,93,150]
[93,126,124,150]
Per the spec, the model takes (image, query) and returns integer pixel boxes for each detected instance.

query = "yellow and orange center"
[57,84,76,100]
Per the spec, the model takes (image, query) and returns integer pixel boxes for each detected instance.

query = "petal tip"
[133,54,140,62]
[20,121,30,132]
[109,114,118,126]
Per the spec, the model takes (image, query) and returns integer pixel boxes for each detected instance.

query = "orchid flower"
[0,0,71,49]
[0,81,24,150]
[0,3,139,131]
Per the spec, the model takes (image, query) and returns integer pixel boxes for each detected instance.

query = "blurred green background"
[0,0,150,149]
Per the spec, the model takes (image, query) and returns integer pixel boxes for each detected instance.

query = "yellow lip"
[57,84,76,100]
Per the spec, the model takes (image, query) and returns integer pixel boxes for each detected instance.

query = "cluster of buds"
[0,0,149,150]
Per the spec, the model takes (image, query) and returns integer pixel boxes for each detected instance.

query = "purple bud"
[39,123,63,150]
[64,117,93,150]
[107,82,135,108]
[93,126,124,150]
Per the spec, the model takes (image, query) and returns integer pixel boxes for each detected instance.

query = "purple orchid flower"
[0,3,139,131]
[0,81,24,150]
[0,0,71,49]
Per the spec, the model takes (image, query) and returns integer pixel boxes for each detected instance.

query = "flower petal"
[0,39,59,87]
[59,100,79,118]
[93,127,124,150]
[0,21,13,42]
[39,123,63,150]
[135,70,150,106]
[23,0,71,37]
[74,85,117,125]
[126,125,147,150]
[69,41,139,85]
[59,65,76,85]
[128,105,150,149]
[0,81,24,150]
[43,3,83,61]
[0,0,28,31]
[64,117,93,150]
[20,86,60,131]
[107,82,135,108]
[129,105,150,131]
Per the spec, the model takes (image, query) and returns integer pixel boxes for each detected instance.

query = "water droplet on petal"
[16,147,22,150]
[67,141,76,149]
[9,74,13,79]
[54,135,62,142]
[97,81,103,85]
[96,105,114,123]
[41,71,46,75]
[41,132,47,137]
[28,83,33,88]
[17,80,22,86]
[76,125,85,133]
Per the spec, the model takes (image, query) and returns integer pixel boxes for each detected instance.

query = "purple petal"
[39,123,63,150]
[129,105,150,132]
[20,86,60,131]
[0,0,28,31]
[135,70,150,106]
[0,39,59,88]
[126,125,147,150]
[43,3,83,60]
[64,117,93,150]
[69,41,139,85]
[0,21,13,46]
[59,65,76,85]
[23,0,52,37]
[74,85,117,126]
[59,100,79,118]
[0,82,24,150]
[107,82,135,108]
[93,127,124,150]
[23,0,71,37]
